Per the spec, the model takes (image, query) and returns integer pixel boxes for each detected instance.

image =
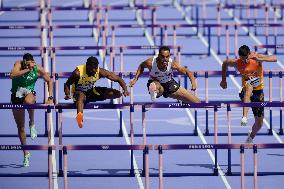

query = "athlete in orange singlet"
[220,45,277,143]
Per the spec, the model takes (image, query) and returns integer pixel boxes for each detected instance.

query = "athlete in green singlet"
[10,53,53,167]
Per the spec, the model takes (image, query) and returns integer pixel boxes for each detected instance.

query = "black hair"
[159,46,170,54]
[86,56,99,67]
[238,45,250,57]
[23,53,34,61]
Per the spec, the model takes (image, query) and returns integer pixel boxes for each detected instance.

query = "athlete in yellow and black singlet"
[64,56,129,128]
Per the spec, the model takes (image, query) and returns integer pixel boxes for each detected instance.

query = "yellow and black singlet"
[72,64,100,95]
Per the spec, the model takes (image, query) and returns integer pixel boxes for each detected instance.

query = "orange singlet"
[236,58,264,90]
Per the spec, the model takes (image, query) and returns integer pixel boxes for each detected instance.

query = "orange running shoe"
[76,112,84,128]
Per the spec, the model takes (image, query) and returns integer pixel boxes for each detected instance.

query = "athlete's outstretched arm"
[220,59,237,89]
[10,61,31,79]
[250,53,277,62]
[172,61,196,90]
[129,58,152,87]
[100,68,129,97]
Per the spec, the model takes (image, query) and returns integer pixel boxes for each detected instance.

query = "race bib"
[246,76,261,87]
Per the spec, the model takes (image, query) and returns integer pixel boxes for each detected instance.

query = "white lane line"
[89,4,145,187]
[174,1,232,188]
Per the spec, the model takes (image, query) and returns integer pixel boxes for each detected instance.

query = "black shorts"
[11,91,36,104]
[239,89,264,117]
[147,79,180,98]
[74,87,108,103]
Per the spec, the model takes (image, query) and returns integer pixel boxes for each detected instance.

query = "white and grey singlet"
[149,56,173,83]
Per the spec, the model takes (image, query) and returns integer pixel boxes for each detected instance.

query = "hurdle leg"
[44,111,48,137]
[227,104,232,175]
[129,105,135,176]
[55,110,59,137]
[63,146,68,189]
[213,106,218,175]
[253,145,258,189]
[48,146,53,189]
[158,145,163,189]
[240,145,245,189]
[204,72,209,135]
[144,146,149,189]
[279,72,283,135]
[268,71,273,135]
[119,110,123,136]
[279,109,283,135]
[58,109,63,176]
[142,105,147,176]
[47,107,51,145]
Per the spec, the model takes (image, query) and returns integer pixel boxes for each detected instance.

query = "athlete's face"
[86,64,98,76]
[158,50,170,67]
[240,52,250,63]
[24,60,35,70]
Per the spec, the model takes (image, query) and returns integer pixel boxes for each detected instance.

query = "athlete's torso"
[149,56,173,83]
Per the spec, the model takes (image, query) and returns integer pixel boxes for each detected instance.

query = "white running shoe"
[149,82,157,102]
[245,131,253,144]
[241,117,248,127]
[30,125,37,140]
[23,152,31,167]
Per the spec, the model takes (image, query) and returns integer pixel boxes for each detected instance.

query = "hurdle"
[55,103,130,176]
[0,144,55,189]
[0,103,54,143]
[155,143,284,189]
[226,101,284,175]
[60,144,152,188]
[0,4,47,24]
[47,22,284,58]
[185,70,284,136]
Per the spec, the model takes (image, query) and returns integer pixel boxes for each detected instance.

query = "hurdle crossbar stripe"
[0,46,44,51]
[48,23,284,30]
[255,44,284,49]
[0,144,55,150]
[0,103,53,109]
[60,144,152,150]
[52,70,284,78]
[0,7,41,11]
[153,143,284,150]
[0,25,44,29]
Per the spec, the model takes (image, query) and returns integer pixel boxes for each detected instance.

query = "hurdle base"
[267,129,273,135]
[193,129,198,136]
[118,129,123,137]
[226,170,232,176]
[203,129,209,136]
[213,168,218,176]
[54,130,59,137]
[58,170,63,177]
[129,169,135,177]
[278,129,283,135]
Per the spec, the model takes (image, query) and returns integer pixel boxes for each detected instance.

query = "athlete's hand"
[191,83,197,91]
[45,99,54,104]
[220,80,227,89]
[64,95,71,100]
[129,79,137,87]
[123,90,130,97]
